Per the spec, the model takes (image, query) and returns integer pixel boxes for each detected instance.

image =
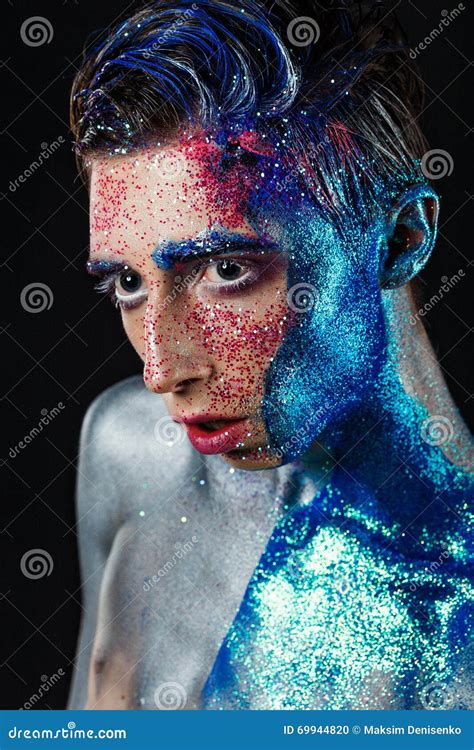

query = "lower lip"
[184,419,251,455]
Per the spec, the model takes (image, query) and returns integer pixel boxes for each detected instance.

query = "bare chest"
[87,477,283,709]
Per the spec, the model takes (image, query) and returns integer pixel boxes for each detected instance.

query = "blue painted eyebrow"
[151,228,279,270]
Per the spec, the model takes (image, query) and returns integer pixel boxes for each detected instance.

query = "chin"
[220,445,284,471]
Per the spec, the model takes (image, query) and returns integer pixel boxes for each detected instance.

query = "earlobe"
[379,186,439,289]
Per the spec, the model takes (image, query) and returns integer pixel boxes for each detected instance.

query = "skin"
[89,136,292,470]
[71,132,472,710]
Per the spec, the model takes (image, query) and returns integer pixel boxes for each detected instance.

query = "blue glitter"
[151,228,278,270]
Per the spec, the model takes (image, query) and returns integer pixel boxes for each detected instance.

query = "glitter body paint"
[200,165,473,710]
[203,480,473,709]
[75,0,472,710]
[203,363,473,709]
[86,134,473,710]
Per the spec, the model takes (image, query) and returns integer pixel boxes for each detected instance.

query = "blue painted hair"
[71,0,432,227]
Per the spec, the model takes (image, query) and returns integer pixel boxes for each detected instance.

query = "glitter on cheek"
[90,139,295,465]
[87,132,473,713]
[261,210,387,461]
[137,276,291,453]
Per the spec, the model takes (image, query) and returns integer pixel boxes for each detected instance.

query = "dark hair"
[70,0,430,227]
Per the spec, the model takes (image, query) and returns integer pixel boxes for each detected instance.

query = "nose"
[142,300,213,394]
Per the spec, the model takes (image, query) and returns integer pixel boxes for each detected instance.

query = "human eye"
[113,267,148,309]
[200,257,260,294]
[89,261,148,310]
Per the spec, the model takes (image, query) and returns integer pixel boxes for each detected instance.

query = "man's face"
[89,134,386,469]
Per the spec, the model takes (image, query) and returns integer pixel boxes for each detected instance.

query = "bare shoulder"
[77,375,200,536]
[80,374,165,448]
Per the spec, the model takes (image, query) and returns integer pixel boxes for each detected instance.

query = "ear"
[379,185,439,289]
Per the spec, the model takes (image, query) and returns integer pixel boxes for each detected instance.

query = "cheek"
[189,293,290,396]
[121,310,147,358]
[118,290,291,398]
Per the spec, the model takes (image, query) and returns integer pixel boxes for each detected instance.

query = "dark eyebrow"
[86,259,127,276]
[151,229,279,270]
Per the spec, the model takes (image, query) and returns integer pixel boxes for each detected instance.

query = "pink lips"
[179,417,251,455]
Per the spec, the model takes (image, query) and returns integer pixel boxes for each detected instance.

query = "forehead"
[89,138,258,259]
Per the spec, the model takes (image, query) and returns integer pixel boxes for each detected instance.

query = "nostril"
[174,378,199,391]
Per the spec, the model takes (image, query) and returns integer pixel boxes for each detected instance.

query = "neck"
[310,286,472,552]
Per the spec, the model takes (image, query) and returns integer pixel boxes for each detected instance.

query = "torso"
[78,377,472,710]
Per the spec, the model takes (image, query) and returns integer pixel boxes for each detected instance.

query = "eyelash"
[93,274,146,311]
[200,258,260,294]
[93,257,262,310]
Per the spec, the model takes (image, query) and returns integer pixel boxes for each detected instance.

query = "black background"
[1,0,472,709]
